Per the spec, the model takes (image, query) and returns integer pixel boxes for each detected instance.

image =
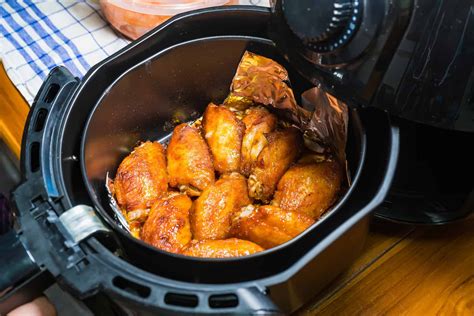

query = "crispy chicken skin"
[182,238,263,258]
[167,123,215,196]
[248,127,303,202]
[202,103,245,173]
[191,173,251,240]
[273,161,343,219]
[240,107,278,176]
[141,193,192,253]
[231,205,314,248]
[114,141,168,212]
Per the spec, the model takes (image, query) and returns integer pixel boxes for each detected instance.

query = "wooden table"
[1,64,473,315]
[297,217,474,315]
[0,64,29,159]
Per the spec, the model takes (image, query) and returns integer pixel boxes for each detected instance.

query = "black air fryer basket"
[0,7,399,315]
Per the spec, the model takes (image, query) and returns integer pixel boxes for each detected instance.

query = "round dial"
[282,0,362,52]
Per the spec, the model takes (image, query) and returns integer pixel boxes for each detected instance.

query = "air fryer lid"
[269,0,474,132]
[81,36,366,282]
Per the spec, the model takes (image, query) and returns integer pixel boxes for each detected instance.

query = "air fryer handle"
[0,67,79,314]
[0,230,38,294]
[20,66,79,181]
[0,230,52,315]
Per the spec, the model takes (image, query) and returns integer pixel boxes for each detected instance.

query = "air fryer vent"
[209,294,239,308]
[112,276,151,298]
[43,83,60,103]
[164,293,198,308]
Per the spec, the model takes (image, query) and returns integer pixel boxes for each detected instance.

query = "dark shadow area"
[0,141,20,196]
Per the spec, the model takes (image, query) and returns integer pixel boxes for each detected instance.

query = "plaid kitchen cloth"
[0,0,269,105]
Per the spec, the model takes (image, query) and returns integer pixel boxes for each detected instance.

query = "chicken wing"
[191,173,251,240]
[202,103,245,173]
[240,107,278,176]
[182,238,263,258]
[127,208,150,238]
[272,161,343,219]
[248,127,302,202]
[141,193,192,253]
[114,141,168,212]
[231,205,314,249]
[167,123,215,196]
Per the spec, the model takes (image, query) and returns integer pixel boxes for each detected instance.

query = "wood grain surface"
[299,216,474,316]
[296,220,416,313]
[0,63,29,158]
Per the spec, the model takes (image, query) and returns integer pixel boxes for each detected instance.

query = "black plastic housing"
[272,0,474,132]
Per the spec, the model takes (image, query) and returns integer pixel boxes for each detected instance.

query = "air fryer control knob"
[282,0,362,52]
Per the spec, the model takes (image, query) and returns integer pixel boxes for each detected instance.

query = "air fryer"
[1,1,472,314]
[0,7,398,314]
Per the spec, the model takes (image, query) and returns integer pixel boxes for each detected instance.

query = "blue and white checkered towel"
[0,1,130,104]
[0,1,269,105]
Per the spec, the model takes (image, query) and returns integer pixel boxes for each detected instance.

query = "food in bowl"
[109,51,346,258]
[100,0,237,39]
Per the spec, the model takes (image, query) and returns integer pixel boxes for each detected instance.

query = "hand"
[7,296,56,316]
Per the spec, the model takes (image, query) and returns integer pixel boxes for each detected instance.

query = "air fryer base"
[76,218,369,315]
[2,64,396,315]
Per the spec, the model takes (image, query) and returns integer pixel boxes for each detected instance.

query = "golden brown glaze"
[231,205,314,249]
[248,127,303,202]
[240,107,278,176]
[141,193,193,253]
[191,173,251,240]
[167,123,215,196]
[114,141,168,212]
[182,238,263,258]
[273,161,343,219]
[202,103,245,173]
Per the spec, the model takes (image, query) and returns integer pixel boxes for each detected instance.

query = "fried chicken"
[202,103,245,173]
[191,173,251,240]
[141,193,192,253]
[273,161,343,219]
[231,205,314,248]
[113,141,168,212]
[240,106,277,176]
[182,238,263,258]
[167,123,215,196]
[248,127,303,202]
